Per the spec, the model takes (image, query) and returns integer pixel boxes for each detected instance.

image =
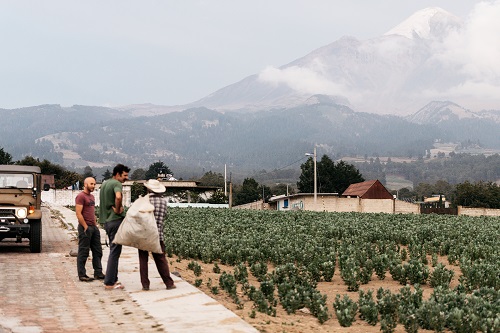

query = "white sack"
[113,194,162,253]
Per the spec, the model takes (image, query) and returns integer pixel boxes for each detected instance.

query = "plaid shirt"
[149,193,167,242]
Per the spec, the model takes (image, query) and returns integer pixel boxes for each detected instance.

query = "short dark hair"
[112,164,131,176]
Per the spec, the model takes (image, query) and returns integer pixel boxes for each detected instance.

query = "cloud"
[257,2,500,113]
[421,0,500,109]
[258,63,349,96]
[441,0,500,81]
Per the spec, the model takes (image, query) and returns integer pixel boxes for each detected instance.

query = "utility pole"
[262,186,265,209]
[313,146,317,204]
[228,172,232,208]
[305,146,317,205]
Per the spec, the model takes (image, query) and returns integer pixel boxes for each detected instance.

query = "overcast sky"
[0,1,487,109]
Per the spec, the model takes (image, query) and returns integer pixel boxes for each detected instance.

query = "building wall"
[42,189,97,206]
[232,200,268,210]
[361,199,394,213]
[457,206,500,217]
[272,195,423,214]
[273,195,395,213]
[394,200,420,214]
[323,197,361,213]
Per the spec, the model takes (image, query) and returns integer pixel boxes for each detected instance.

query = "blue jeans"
[77,224,103,277]
[103,218,123,286]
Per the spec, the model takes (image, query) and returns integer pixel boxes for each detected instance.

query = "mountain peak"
[384,7,463,40]
[406,101,480,124]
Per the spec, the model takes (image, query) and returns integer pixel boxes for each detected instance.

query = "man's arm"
[75,204,88,231]
[112,191,123,214]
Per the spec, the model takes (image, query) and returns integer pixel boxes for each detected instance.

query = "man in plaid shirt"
[138,179,176,291]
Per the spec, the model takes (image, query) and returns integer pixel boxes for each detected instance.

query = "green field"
[165,208,499,331]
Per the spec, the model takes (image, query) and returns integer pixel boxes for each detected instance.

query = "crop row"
[164,208,499,330]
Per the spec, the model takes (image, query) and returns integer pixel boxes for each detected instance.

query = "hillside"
[1,101,499,176]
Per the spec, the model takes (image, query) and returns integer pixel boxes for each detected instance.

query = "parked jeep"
[0,165,49,252]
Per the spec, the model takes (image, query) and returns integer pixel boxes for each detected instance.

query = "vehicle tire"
[29,219,42,253]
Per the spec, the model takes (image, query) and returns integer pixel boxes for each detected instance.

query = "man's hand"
[112,206,124,214]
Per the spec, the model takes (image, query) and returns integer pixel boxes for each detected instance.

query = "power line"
[273,156,309,172]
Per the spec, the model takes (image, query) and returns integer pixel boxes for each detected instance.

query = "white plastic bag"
[113,194,162,253]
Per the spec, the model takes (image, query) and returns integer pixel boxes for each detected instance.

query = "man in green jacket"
[100,163,130,290]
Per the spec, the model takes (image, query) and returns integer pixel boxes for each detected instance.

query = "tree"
[207,189,228,204]
[198,171,225,187]
[0,147,13,165]
[130,168,146,180]
[16,156,82,189]
[82,166,94,179]
[272,183,294,196]
[297,157,315,193]
[317,155,336,193]
[102,169,112,181]
[333,160,365,193]
[234,178,260,205]
[433,180,453,199]
[453,181,500,208]
[258,184,272,202]
[145,161,172,180]
[131,182,148,202]
[297,155,364,194]
[395,187,416,200]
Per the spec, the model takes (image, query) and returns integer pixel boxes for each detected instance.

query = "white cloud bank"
[258,65,348,96]
[441,0,500,103]
[258,0,500,111]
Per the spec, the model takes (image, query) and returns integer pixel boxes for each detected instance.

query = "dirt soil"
[168,254,461,333]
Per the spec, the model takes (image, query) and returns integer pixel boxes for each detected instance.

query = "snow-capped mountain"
[384,7,462,40]
[407,101,500,125]
[406,101,480,124]
[183,7,497,116]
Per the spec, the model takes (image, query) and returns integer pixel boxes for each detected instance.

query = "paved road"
[0,207,166,333]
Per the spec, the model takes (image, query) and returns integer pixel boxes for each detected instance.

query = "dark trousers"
[77,224,103,277]
[103,219,123,286]
[138,241,174,289]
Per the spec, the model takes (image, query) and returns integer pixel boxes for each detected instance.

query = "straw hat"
[144,179,166,193]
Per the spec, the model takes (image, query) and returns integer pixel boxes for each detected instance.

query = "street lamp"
[305,146,317,204]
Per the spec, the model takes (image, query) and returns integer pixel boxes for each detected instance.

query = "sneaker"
[104,283,124,290]
[142,286,150,291]
[94,273,105,280]
[79,275,94,282]
[166,285,176,290]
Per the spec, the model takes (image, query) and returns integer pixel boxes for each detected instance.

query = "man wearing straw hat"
[139,179,176,291]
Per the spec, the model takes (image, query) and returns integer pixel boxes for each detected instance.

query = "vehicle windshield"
[0,173,34,189]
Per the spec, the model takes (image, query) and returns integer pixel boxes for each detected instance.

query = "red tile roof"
[342,179,393,199]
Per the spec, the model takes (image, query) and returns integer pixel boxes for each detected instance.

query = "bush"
[333,294,358,327]
[320,260,335,282]
[250,261,268,281]
[416,299,446,332]
[187,260,202,276]
[406,259,430,285]
[234,262,248,283]
[340,258,361,291]
[429,263,454,288]
[358,289,378,325]
[398,285,423,333]
[377,288,399,333]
